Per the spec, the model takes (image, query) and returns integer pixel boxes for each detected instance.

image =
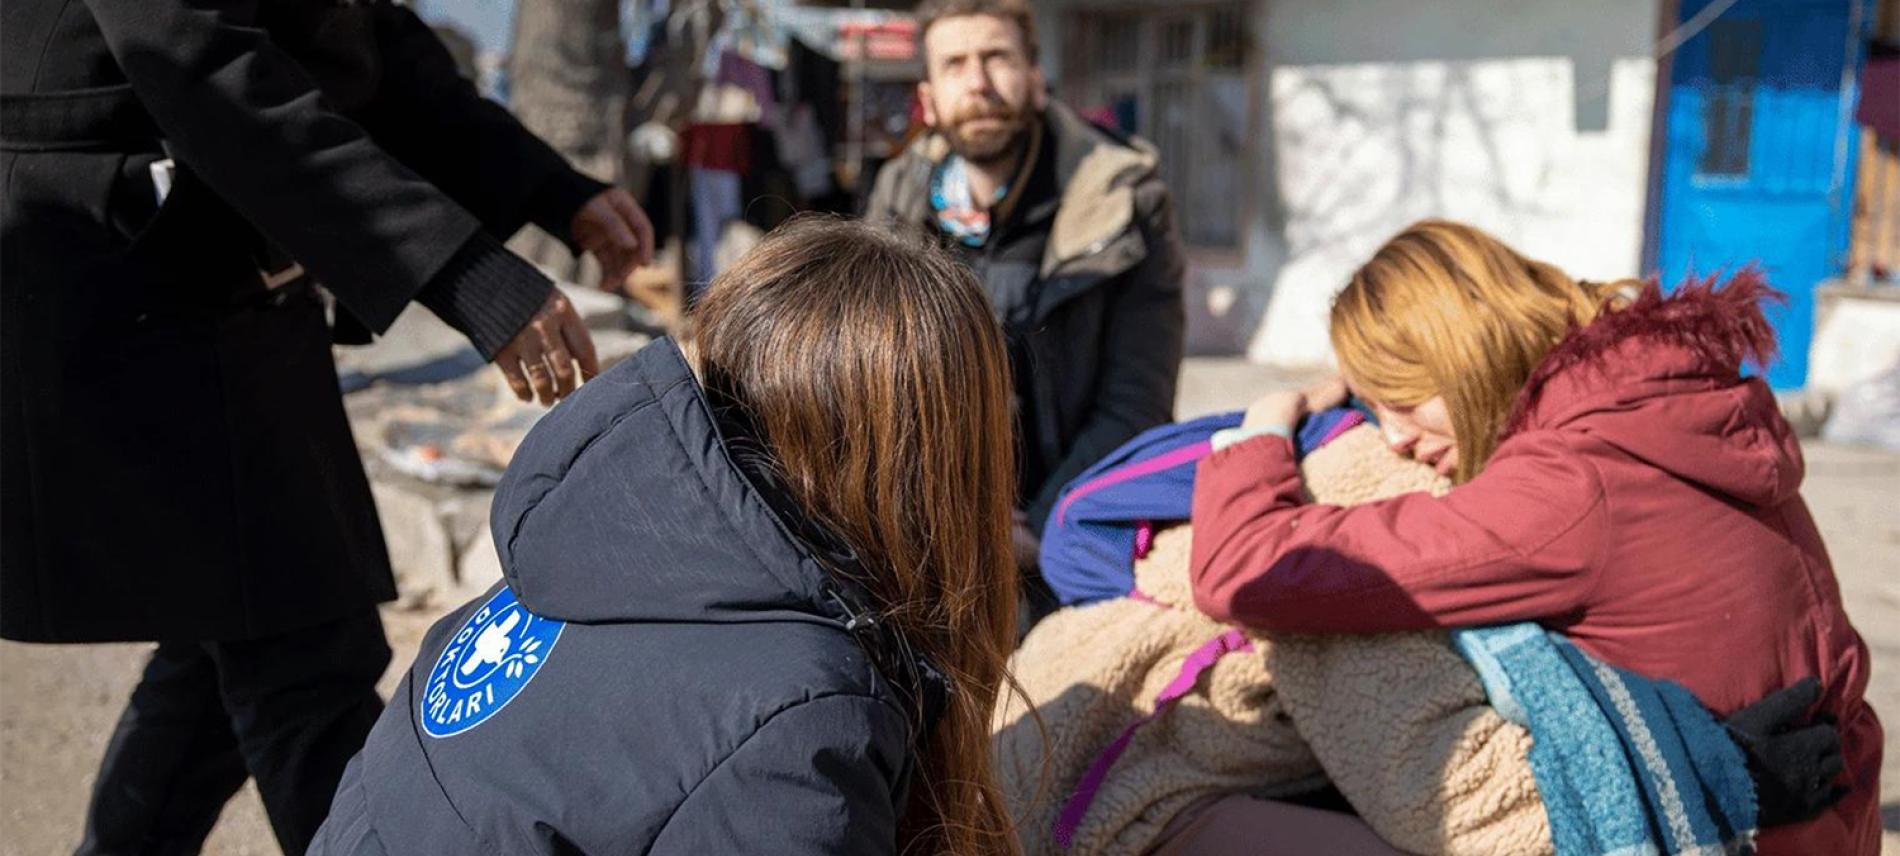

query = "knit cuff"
[528,170,612,254]
[1210,423,1291,452]
[415,234,552,360]
[1201,431,1295,471]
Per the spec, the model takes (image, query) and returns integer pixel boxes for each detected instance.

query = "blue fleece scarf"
[1454,625,1758,856]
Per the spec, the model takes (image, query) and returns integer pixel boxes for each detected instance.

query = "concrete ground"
[2,357,1897,854]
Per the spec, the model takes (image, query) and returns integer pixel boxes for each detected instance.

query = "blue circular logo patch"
[420,586,564,738]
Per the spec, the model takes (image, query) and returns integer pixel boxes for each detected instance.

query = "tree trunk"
[505,0,628,287]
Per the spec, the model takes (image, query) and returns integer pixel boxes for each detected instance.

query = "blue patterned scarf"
[929,155,1008,247]
[1455,624,1758,855]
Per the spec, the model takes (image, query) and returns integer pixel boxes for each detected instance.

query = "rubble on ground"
[340,283,654,611]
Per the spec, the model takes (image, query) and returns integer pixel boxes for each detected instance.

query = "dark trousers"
[77,610,390,856]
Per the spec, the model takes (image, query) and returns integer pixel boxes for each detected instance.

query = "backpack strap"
[1052,627,1256,848]
[1053,439,1215,527]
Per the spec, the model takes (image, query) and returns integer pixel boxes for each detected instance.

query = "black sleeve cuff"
[527,169,613,254]
[415,234,553,360]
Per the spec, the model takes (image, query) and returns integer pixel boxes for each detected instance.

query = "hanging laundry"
[1857,55,1899,141]
[689,167,743,288]
[776,104,833,201]
[683,122,752,173]
[717,50,780,128]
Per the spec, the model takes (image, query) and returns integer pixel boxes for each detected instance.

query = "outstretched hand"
[494,288,599,406]
[571,187,656,292]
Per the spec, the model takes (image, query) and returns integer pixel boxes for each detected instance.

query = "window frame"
[1060,2,1258,261]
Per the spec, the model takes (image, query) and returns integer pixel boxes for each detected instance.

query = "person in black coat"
[0,2,652,853]
[310,219,1025,855]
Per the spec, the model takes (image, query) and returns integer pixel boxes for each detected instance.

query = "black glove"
[1723,677,1848,827]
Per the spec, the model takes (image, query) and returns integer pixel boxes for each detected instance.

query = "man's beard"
[939,100,1032,166]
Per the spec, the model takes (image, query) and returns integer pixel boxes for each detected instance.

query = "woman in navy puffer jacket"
[311,219,1024,855]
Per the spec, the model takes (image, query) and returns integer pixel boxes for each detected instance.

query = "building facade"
[1037,0,1892,390]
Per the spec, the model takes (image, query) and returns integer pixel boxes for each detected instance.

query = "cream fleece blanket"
[994,425,1554,855]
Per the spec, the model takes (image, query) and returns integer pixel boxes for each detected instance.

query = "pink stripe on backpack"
[1051,599,1255,848]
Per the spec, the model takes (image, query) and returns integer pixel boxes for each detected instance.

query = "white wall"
[1247,0,1662,365]
[1810,293,1900,395]
[1039,0,1665,365]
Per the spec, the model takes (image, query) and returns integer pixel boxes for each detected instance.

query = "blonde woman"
[1188,221,1880,855]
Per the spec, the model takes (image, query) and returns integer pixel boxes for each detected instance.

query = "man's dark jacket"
[309,339,924,855]
[0,0,604,642]
[865,101,1186,530]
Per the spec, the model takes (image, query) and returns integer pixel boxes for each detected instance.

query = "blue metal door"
[1654,0,1871,389]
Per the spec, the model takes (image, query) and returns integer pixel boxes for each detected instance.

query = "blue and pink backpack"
[1038,407,1367,607]
[1031,405,1368,846]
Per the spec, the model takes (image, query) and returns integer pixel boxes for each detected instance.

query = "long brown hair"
[690,217,1023,856]
[1330,220,1636,481]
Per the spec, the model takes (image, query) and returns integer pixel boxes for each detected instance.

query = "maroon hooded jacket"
[1190,274,1882,855]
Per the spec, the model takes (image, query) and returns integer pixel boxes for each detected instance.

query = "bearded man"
[866,0,1186,627]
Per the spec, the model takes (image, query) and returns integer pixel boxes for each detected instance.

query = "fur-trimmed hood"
[1504,270,1802,508]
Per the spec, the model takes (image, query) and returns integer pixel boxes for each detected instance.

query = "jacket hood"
[488,338,864,628]
[1038,100,1162,276]
[1503,270,1804,508]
